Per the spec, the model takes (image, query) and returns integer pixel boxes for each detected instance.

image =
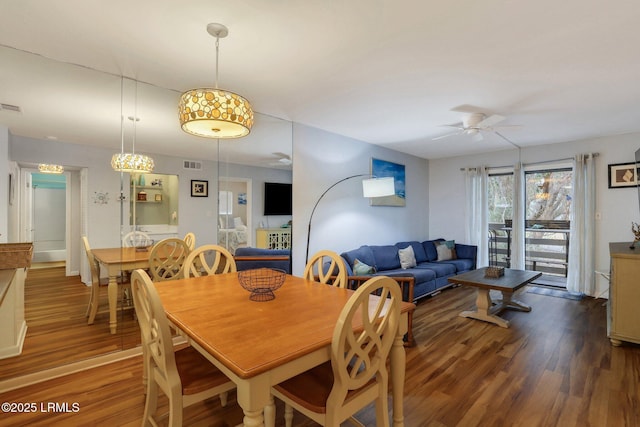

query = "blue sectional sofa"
[234,247,291,273]
[340,239,477,301]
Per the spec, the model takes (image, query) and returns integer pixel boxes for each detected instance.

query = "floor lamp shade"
[305,174,396,263]
[362,177,395,198]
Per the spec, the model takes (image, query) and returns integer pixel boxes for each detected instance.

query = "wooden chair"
[183,232,196,251]
[182,244,237,278]
[148,238,191,282]
[304,250,348,288]
[82,236,129,325]
[122,230,153,248]
[130,269,235,427]
[269,276,402,427]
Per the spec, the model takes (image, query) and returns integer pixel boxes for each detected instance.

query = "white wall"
[291,123,430,275]
[0,126,8,242]
[8,135,220,251]
[429,132,640,297]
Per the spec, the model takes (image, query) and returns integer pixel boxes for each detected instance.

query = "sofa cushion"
[415,262,456,277]
[353,258,376,275]
[422,240,438,261]
[438,258,475,273]
[341,246,376,271]
[376,267,436,284]
[398,245,417,269]
[370,245,401,271]
[435,240,457,261]
[395,241,428,263]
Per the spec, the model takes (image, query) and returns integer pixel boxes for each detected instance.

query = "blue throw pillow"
[353,258,376,275]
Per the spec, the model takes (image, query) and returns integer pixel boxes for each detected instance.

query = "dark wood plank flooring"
[1,268,639,426]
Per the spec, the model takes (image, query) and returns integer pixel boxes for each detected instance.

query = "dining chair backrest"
[148,238,191,282]
[81,235,100,285]
[130,269,177,386]
[303,250,348,288]
[182,244,237,278]
[331,275,401,395]
[130,269,235,425]
[183,232,196,251]
[122,230,153,248]
[270,275,402,427]
[82,235,101,323]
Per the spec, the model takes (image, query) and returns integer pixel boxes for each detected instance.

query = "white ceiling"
[1,0,639,163]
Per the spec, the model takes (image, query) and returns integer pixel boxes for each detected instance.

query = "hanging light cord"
[215,36,220,89]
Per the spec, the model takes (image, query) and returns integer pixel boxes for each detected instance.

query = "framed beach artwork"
[370,158,406,207]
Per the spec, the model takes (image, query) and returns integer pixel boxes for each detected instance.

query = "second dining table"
[154,272,415,427]
[91,247,152,334]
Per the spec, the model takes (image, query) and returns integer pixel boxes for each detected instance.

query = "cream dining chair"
[148,238,191,282]
[183,232,196,251]
[303,249,348,288]
[268,275,402,427]
[82,235,129,325]
[122,230,153,248]
[182,244,237,278]
[130,269,235,427]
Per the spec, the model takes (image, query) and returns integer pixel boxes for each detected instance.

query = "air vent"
[0,103,22,113]
[183,160,202,170]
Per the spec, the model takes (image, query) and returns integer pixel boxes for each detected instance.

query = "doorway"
[20,167,83,276]
[218,177,252,254]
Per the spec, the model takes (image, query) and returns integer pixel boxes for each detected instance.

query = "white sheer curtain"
[567,154,596,295]
[510,162,526,269]
[464,167,488,267]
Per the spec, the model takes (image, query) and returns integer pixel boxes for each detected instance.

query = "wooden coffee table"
[448,267,542,328]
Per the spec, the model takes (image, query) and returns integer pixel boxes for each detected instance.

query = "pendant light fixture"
[38,164,64,174]
[112,79,154,174]
[178,23,253,139]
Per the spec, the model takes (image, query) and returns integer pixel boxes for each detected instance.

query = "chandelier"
[113,79,154,173]
[111,153,154,174]
[178,23,253,139]
[38,164,64,174]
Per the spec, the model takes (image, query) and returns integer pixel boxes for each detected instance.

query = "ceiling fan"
[433,112,521,142]
[266,152,292,167]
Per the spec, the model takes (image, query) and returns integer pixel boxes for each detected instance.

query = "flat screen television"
[264,182,292,216]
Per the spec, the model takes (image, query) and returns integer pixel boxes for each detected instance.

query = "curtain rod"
[460,153,600,171]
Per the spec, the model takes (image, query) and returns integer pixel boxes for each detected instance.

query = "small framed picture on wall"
[608,163,639,188]
[191,180,209,197]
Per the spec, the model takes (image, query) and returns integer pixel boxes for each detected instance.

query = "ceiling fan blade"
[492,124,523,131]
[477,114,505,129]
[432,131,462,141]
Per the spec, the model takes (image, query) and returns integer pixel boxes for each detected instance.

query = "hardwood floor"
[0,266,140,382]
[1,268,639,426]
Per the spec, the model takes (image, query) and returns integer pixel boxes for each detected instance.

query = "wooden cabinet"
[608,242,640,346]
[256,228,291,250]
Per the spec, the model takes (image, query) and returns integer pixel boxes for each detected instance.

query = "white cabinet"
[256,228,291,250]
[0,268,27,359]
[608,242,640,346]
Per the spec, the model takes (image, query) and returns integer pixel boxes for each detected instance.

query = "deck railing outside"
[489,220,570,279]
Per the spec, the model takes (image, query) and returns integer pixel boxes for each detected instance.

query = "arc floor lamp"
[305,174,395,263]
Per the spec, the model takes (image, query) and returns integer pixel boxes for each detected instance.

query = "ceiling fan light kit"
[178,23,254,139]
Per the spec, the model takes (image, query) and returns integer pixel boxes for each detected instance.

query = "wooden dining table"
[91,247,151,334]
[154,273,415,427]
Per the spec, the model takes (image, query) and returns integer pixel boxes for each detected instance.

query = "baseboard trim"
[0,346,143,394]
